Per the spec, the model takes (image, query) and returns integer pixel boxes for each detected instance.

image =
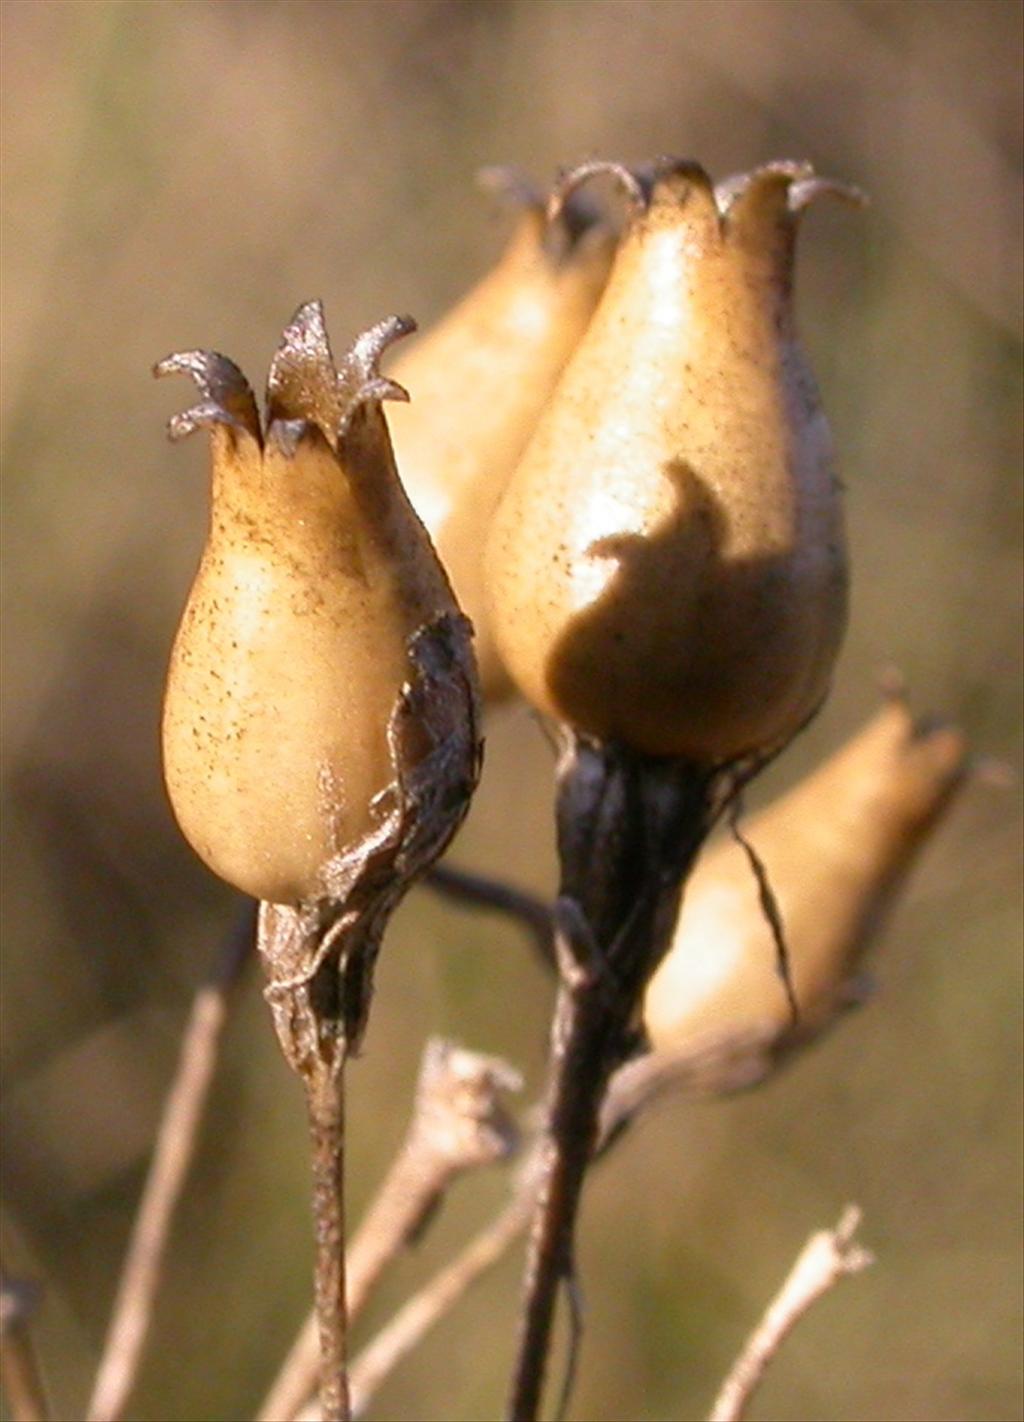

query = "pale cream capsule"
[644,698,969,1048]
[158,303,479,905]
[487,160,862,761]
[387,173,615,698]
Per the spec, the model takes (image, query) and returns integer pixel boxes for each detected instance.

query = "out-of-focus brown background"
[2,2,1021,1419]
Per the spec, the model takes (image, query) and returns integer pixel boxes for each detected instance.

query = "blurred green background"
[2,1,1021,1419]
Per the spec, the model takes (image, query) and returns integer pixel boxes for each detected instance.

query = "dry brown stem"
[305,1058,350,1422]
[293,1191,537,1422]
[86,906,255,1422]
[1,1274,50,1422]
[508,737,717,1421]
[293,1026,777,1422]
[708,1205,873,1422]
[258,1038,521,1422]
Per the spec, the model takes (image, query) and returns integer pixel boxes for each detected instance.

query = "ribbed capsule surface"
[643,697,969,1049]
[387,174,615,698]
[159,303,478,905]
[486,159,861,761]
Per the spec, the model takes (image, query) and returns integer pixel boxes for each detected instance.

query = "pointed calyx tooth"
[547,160,651,225]
[265,298,345,445]
[336,315,416,427]
[715,160,813,218]
[548,157,714,228]
[153,350,262,443]
[642,155,716,201]
[477,165,607,258]
[788,175,869,213]
[715,162,867,225]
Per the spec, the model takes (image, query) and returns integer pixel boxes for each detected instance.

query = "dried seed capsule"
[386,171,615,698]
[487,159,863,761]
[643,697,969,1049]
[157,302,480,906]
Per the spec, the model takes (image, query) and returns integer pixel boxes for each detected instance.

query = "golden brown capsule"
[386,171,615,698]
[643,696,969,1049]
[158,302,480,906]
[487,159,863,761]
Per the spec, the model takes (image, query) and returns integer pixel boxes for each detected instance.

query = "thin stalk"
[1,1275,50,1422]
[350,1193,533,1419]
[257,1038,519,1422]
[87,905,254,1422]
[257,901,384,1422]
[305,1056,350,1422]
[507,735,716,1422]
[708,1206,872,1422]
[294,1021,812,1422]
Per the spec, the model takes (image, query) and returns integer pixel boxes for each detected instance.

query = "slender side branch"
[258,1039,520,1422]
[709,1206,873,1422]
[425,864,554,969]
[87,905,255,1422]
[349,1192,534,1420]
[1,1275,50,1422]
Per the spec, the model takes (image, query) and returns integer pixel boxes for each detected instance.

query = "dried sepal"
[479,163,610,262]
[265,298,346,438]
[154,349,262,443]
[338,314,415,426]
[411,1037,523,1169]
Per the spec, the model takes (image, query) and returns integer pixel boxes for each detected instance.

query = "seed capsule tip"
[358,312,418,354]
[788,176,869,213]
[339,315,417,421]
[154,349,262,442]
[281,298,331,351]
[547,160,650,225]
